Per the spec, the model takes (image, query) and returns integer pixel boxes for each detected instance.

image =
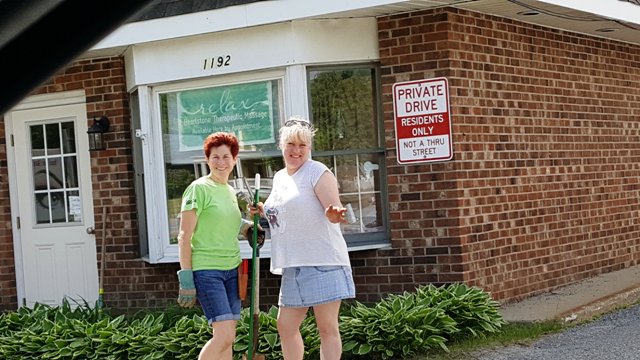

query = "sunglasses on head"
[284,119,313,129]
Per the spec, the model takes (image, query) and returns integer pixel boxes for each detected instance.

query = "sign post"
[392,77,453,164]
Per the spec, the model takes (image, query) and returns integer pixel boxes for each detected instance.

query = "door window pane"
[35,193,50,224]
[67,191,82,223]
[50,191,66,223]
[48,158,64,189]
[30,125,45,157]
[32,159,47,191]
[61,122,76,153]
[64,156,79,188]
[30,122,82,225]
[45,123,61,155]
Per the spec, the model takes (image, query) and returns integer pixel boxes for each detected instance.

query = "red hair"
[203,132,239,158]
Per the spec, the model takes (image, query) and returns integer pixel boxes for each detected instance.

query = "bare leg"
[313,301,343,360]
[199,320,236,360]
[277,306,309,360]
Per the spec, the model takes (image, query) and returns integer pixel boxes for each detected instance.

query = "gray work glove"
[177,269,196,308]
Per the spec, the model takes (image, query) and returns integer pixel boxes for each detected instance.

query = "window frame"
[135,65,389,264]
[306,63,390,249]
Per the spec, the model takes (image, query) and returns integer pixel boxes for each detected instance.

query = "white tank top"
[264,160,351,275]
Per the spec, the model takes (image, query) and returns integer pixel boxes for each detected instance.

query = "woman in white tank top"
[252,117,355,360]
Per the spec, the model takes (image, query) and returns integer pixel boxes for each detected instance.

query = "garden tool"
[246,173,264,360]
[97,207,109,310]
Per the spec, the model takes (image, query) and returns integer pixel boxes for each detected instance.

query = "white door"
[8,97,98,308]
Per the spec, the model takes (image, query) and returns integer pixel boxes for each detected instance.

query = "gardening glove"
[245,225,265,249]
[239,218,253,239]
[177,269,197,308]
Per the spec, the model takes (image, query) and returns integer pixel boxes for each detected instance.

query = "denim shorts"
[279,266,355,308]
[193,269,241,325]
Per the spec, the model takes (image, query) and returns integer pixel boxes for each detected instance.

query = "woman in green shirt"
[176,131,247,360]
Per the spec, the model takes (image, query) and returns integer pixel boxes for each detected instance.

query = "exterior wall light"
[87,116,110,151]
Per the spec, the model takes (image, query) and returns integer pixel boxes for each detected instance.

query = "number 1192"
[203,55,231,69]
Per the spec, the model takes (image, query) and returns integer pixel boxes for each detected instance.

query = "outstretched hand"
[325,204,348,224]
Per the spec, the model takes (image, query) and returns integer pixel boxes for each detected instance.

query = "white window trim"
[138,85,176,263]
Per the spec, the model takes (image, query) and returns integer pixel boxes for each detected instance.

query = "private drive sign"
[392,77,453,164]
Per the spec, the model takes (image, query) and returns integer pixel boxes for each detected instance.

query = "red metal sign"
[392,77,453,164]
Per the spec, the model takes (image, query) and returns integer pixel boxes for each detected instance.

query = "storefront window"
[308,66,388,245]
[159,79,283,244]
[136,66,387,263]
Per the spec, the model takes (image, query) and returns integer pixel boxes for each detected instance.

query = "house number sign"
[203,55,231,70]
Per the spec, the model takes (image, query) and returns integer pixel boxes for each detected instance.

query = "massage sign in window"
[160,80,282,244]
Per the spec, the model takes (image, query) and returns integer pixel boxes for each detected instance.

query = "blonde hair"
[278,116,316,149]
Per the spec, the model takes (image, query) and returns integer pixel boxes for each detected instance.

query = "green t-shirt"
[181,176,242,271]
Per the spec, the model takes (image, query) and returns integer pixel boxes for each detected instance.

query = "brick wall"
[376,7,640,303]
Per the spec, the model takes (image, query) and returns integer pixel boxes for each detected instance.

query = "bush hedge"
[0,284,505,359]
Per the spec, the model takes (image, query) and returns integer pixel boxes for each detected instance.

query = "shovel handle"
[248,174,261,359]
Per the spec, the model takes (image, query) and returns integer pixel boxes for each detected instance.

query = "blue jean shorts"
[193,269,241,325]
[279,266,355,308]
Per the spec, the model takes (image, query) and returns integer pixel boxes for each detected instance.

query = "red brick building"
[1,0,639,311]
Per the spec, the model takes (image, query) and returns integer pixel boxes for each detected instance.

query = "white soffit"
[90,0,463,51]
[457,0,640,45]
[538,0,640,25]
[87,0,640,59]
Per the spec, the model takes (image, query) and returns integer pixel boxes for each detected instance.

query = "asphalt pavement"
[471,302,640,360]
[468,264,640,360]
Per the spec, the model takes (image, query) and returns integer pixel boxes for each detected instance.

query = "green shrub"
[419,284,506,338]
[339,284,506,359]
[340,296,457,359]
[0,283,505,360]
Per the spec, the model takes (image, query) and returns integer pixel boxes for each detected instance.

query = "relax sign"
[392,77,453,164]
[176,81,275,151]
